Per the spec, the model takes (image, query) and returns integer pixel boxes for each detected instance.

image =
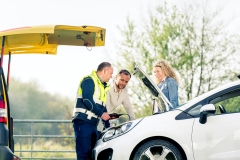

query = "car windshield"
[133,63,173,113]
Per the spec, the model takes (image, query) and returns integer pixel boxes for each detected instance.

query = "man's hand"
[101,112,110,121]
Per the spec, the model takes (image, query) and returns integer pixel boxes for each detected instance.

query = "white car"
[93,64,240,160]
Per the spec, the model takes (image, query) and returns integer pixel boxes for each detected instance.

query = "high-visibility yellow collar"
[91,70,109,88]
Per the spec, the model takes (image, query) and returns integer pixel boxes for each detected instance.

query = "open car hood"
[0,25,106,55]
[133,63,173,112]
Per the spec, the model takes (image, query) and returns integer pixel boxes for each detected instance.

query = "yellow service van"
[0,25,106,160]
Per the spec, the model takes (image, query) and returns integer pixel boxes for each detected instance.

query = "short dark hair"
[97,62,112,71]
[118,69,131,78]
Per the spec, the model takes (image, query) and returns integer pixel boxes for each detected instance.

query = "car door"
[192,87,240,160]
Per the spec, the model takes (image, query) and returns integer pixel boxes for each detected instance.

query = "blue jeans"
[73,119,99,160]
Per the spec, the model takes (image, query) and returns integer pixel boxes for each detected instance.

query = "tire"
[133,139,183,160]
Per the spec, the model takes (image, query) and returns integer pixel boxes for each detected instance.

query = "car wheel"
[133,139,183,160]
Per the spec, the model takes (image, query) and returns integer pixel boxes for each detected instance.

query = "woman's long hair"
[153,60,179,84]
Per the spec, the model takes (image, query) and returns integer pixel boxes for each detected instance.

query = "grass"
[14,139,76,159]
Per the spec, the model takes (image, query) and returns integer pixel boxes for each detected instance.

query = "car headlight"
[102,118,143,142]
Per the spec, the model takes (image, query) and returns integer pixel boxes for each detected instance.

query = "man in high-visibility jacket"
[72,62,113,160]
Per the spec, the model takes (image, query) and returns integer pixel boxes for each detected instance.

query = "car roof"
[179,80,240,110]
[0,25,106,55]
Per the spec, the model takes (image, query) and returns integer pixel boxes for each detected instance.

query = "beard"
[116,84,125,89]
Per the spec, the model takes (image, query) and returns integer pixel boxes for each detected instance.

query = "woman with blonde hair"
[153,59,179,110]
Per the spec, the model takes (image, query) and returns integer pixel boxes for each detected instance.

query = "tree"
[9,78,74,137]
[58,105,75,146]
[112,1,240,118]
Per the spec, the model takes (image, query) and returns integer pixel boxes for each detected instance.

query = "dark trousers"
[73,119,99,160]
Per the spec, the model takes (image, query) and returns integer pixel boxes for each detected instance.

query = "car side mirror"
[199,104,216,124]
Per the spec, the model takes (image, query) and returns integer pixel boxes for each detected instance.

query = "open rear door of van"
[0,25,106,55]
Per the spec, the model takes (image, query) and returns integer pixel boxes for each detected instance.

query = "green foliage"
[9,78,74,144]
[215,96,240,114]
[9,78,73,120]
[113,1,240,118]
[58,105,75,146]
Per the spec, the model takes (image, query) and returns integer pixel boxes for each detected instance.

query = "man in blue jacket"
[72,62,113,160]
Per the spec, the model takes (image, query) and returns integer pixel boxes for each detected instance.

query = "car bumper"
[93,133,138,160]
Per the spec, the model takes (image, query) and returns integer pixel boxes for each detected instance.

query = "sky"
[1,0,240,99]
